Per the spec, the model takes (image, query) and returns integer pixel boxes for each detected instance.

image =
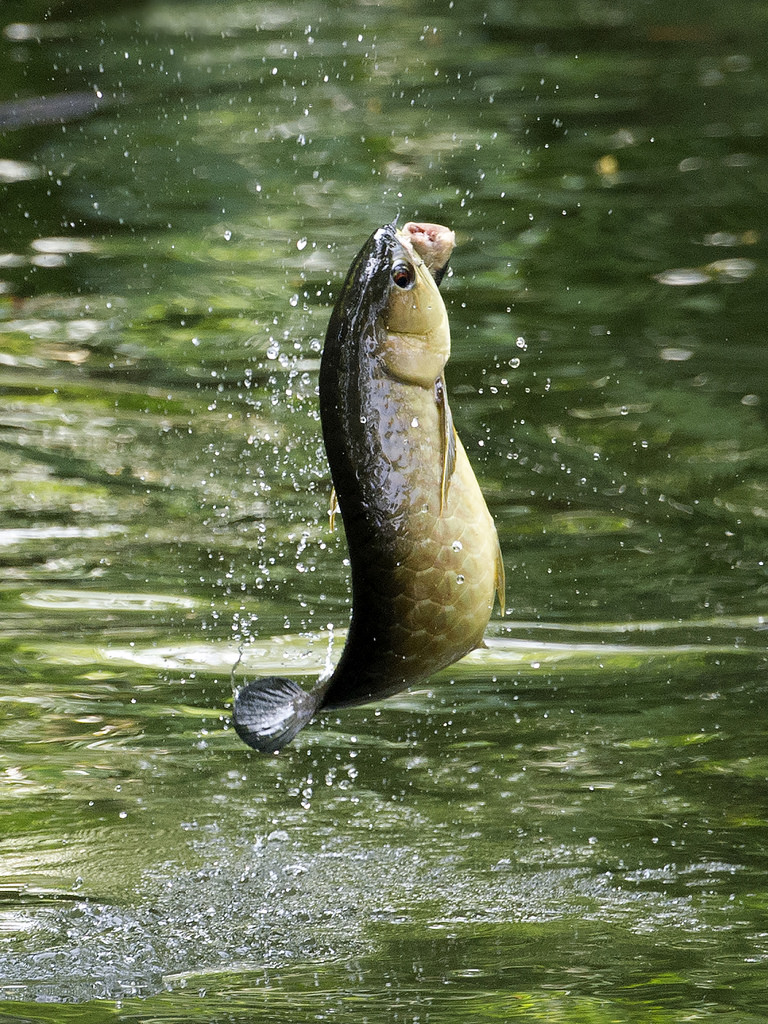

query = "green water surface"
[1,1,767,1021]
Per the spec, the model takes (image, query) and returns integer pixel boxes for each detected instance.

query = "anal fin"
[494,539,506,616]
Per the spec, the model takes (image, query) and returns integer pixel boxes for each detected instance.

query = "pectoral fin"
[435,375,457,514]
[328,486,340,532]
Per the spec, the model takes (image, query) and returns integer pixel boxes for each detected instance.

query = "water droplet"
[456,574,465,584]
[452,540,463,552]
[660,347,693,362]
[296,237,308,250]
[411,416,419,428]
[289,293,299,307]
[653,268,710,286]
[223,229,232,241]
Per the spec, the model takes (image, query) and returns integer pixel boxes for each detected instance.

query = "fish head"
[376,223,451,388]
[322,220,454,400]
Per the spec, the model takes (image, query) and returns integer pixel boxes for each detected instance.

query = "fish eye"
[391,261,415,289]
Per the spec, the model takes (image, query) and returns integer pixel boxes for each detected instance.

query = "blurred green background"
[1,1,767,1021]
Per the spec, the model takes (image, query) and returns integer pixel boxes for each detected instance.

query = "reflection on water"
[1,0,767,1020]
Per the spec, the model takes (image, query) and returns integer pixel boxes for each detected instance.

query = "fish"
[232,219,505,752]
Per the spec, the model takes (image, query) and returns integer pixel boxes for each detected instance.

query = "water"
[1,1,767,1020]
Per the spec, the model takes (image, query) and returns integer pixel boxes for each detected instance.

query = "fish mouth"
[372,220,455,287]
[398,221,455,285]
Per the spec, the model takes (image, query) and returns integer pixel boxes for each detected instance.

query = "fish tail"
[232,676,321,752]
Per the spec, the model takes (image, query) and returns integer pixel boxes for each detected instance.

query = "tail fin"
[232,676,320,753]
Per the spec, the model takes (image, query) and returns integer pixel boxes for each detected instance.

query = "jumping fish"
[232,220,505,751]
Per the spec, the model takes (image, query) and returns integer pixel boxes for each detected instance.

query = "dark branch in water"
[0,91,116,129]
